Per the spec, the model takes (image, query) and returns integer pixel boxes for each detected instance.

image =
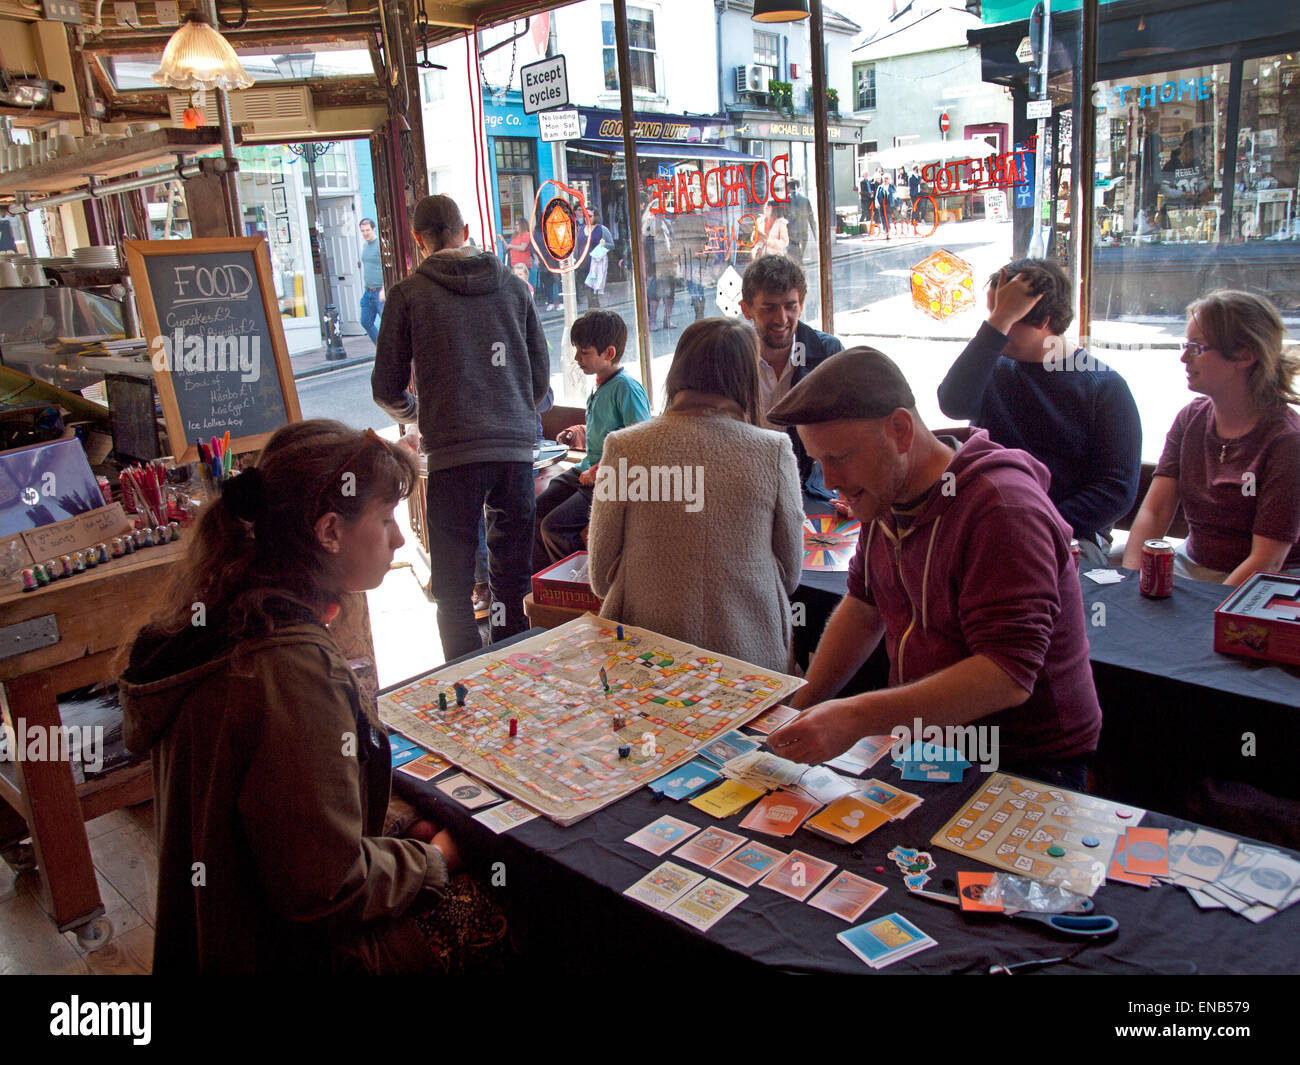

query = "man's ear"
[463,224,471,243]
[739,299,754,322]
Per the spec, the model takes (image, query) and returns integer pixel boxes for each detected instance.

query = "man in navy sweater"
[937,258,1141,565]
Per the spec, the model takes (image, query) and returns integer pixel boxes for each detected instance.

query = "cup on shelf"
[0,260,20,287]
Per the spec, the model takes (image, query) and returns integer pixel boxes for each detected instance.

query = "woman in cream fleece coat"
[588,318,804,672]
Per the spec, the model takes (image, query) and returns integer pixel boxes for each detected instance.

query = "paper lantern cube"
[910,249,975,320]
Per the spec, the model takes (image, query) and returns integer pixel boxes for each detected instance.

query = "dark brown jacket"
[119,623,446,973]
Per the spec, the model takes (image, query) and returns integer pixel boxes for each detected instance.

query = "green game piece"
[1047,844,1067,857]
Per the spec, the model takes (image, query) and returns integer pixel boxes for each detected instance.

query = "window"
[601,4,658,94]
[754,30,779,70]
[421,68,445,105]
[494,138,537,235]
[1230,53,1300,242]
[856,64,876,111]
[494,138,535,173]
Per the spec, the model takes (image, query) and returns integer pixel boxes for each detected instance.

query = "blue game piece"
[1082,836,1100,848]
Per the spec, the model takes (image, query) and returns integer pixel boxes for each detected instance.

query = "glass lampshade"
[152,12,254,91]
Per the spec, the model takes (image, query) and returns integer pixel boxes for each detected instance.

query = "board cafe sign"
[647,153,792,215]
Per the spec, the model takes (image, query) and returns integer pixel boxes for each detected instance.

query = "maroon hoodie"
[846,427,1101,764]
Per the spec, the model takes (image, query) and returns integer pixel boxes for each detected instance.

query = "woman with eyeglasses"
[118,421,508,973]
[1122,291,1300,584]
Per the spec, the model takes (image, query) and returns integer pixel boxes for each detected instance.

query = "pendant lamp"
[752,0,810,22]
[152,11,253,92]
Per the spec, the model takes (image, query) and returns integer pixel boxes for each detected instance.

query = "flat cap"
[767,346,915,426]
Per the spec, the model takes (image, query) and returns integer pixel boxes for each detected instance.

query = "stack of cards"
[826,735,895,775]
[648,758,721,800]
[1152,827,1300,923]
[689,779,765,818]
[698,731,760,767]
[386,731,426,769]
[805,794,891,844]
[809,871,887,922]
[397,751,453,781]
[857,779,923,820]
[472,800,539,834]
[435,772,501,809]
[713,840,786,886]
[745,704,799,735]
[739,791,822,837]
[891,742,972,783]
[837,913,936,969]
[786,765,858,805]
[720,749,804,791]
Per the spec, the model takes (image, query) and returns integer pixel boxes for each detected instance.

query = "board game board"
[931,773,1146,896]
[802,513,861,571]
[378,614,802,826]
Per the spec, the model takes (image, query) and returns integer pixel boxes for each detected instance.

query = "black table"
[387,634,1300,976]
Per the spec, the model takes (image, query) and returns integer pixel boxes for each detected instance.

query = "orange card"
[738,791,822,837]
[1122,827,1169,877]
[956,871,1003,912]
[805,795,892,844]
[1108,836,1152,887]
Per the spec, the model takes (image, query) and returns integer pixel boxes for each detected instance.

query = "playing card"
[759,849,835,901]
[825,735,896,775]
[389,746,424,768]
[698,730,761,767]
[397,752,453,780]
[721,750,804,789]
[1120,827,1170,877]
[712,841,786,887]
[838,913,936,969]
[738,791,822,837]
[665,878,748,931]
[673,826,747,868]
[804,795,891,844]
[786,765,857,805]
[689,779,764,819]
[435,773,501,809]
[624,815,701,856]
[808,871,886,922]
[472,800,539,834]
[858,779,922,819]
[648,758,721,800]
[956,871,1003,912]
[623,862,704,911]
[745,704,800,735]
[1171,828,1237,881]
[1107,836,1152,887]
[1229,849,1300,909]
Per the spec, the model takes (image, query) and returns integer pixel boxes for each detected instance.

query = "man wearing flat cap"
[765,348,1101,790]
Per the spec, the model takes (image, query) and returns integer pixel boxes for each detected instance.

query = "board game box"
[532,551,602,612]
[1213,572,1300,667]
[378,614,802,826]
[932,773,1145,896]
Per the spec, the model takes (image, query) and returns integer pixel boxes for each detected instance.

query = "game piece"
[1082,836,1100,848]
[378,616,800,826]
[713,841,786,887]
[673,827,747,868]
[759,850,835,901]
[649,759,721,801]
[508,717,518,737]
[625,816,700,856]
[858,779,923,820]
[744,703,799,735]
[932,773,1139,897]
[690,780,764,819]
[600,667,610,691]
[618,744,630,759]
[454,683,467,707]
[623,862,704,911]
[616,624,624,640]
[698,730,760,767]
[739,791,822,837]
[666,878,749,932]
[1116,808,1134,819]
[825,735,896,775]
[837,913,936,969]
[876,866,885,874]
[886,846,937,890]
[1047,844,1067,858]
[805,795,891,844]
[473,800,539,834]
[435,772,501,809]
[439,692,447,712]
[809,871,887,922]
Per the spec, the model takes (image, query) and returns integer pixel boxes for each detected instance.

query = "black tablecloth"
[387,633,1300,976]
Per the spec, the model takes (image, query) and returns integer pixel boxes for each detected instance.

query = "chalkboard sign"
[125,238,302,463]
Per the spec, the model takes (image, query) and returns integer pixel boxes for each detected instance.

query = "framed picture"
[270,154,284,184]
[275,216,291,245]
[272,186,288,215]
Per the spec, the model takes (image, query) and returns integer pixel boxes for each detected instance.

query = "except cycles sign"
[520,55,569,114]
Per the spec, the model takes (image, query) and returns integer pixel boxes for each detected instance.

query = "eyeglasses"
[1181,339,1215,357]
[313,428,387,521]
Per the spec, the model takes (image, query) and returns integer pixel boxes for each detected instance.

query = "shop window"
[601,3,658,94]
[754,30,780,70]
[856,64,876,111]
[1231,53,1300,242]
[421,68,445,105]
[494,137,535,173]
[1094,64,1229,247]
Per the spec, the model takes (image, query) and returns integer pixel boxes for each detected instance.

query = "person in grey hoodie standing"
[373,195,550,661]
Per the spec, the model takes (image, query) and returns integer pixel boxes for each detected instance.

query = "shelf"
[0,127,229,197]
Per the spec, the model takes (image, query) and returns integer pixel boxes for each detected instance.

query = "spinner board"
[802,513,862,571]
[378,614,802,826]
[932,773,1146,896]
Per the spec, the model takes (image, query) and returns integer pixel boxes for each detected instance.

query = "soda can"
[96,475,112,506]
[1140,539,1175,598]
[1069,539,1082,564]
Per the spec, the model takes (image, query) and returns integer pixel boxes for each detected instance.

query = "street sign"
[1027,99,1053,120]
[1016,36,1033,64]
[611,160,626,182]
[939,112,950,135]
[538,108,581,142]
[520,55,569,114]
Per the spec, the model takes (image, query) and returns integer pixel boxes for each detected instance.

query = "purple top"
[1154,397,1300,572]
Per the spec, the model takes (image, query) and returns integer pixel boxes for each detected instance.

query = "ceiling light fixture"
[752,0,810,23]
[152,11,253,95]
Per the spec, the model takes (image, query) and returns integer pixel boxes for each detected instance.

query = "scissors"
[909,887,1119,939]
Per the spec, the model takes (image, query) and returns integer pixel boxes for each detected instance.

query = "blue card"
[900,761,968,783]
[698,730,760,767]
[390,745,424,768]
[837,912,934,968]
[892,742,972,769]
[648,759,722,800]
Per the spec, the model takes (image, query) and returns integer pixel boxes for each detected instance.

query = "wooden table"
[0,539,182,948]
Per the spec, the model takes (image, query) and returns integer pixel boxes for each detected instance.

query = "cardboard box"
[1213,572,1300,667]
[532,551,601,612]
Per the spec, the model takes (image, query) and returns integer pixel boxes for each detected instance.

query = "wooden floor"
[0,802,156,975]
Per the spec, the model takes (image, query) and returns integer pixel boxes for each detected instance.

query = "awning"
[569,140,760,163]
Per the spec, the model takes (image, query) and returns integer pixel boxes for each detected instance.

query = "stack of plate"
[73,246,119,269]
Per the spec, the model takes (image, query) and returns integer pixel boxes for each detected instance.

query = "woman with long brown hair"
[118,420,507,973]
[587,319,804,671]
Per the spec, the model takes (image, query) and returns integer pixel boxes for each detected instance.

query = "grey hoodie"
[372,249,550,472]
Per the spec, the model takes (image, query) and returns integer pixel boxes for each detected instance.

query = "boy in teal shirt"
[533,311,650,571]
